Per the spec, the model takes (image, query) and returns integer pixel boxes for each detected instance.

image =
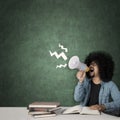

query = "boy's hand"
[89,104,106,111]
[76,70,86,83]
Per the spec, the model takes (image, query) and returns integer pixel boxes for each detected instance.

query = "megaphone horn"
[68,56,89,72]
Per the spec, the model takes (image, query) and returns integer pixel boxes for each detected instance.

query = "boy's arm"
[74,81,86,102]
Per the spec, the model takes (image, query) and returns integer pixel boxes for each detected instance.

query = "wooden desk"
[0,107,119,120]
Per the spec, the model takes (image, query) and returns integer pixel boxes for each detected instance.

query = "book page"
[80,107,100,115]
[63,105,82,114]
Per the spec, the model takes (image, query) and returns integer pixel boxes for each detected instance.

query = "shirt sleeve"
[104,82,120,113]
[74,81,86,102]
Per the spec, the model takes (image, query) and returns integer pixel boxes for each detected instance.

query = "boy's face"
[89,61,100,78]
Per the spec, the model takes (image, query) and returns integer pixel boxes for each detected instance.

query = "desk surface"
[0,107,119,120]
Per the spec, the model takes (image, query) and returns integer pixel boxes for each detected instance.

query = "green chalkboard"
[0,0,120,106]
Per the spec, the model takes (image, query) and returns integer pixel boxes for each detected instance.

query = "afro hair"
[84,51,114,82]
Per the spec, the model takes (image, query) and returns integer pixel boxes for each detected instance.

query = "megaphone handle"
[79,63,89,72]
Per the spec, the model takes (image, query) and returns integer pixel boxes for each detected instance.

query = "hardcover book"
[29,101,60,108]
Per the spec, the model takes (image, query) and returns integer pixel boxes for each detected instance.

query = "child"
[74,51,120,116]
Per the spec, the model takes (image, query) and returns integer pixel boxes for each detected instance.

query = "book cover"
[28,108,51,115]
[33,113,56,118]
[29,101,60,108]
[29,107,49,112]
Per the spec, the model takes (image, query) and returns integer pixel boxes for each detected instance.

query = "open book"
[63,105,100,115]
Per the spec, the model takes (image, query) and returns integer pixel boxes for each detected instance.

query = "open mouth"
[90,67,94,72]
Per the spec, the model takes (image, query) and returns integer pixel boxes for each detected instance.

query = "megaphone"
[68,56,89,72]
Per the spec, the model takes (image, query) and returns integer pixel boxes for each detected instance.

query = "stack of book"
[28,101,61,118]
